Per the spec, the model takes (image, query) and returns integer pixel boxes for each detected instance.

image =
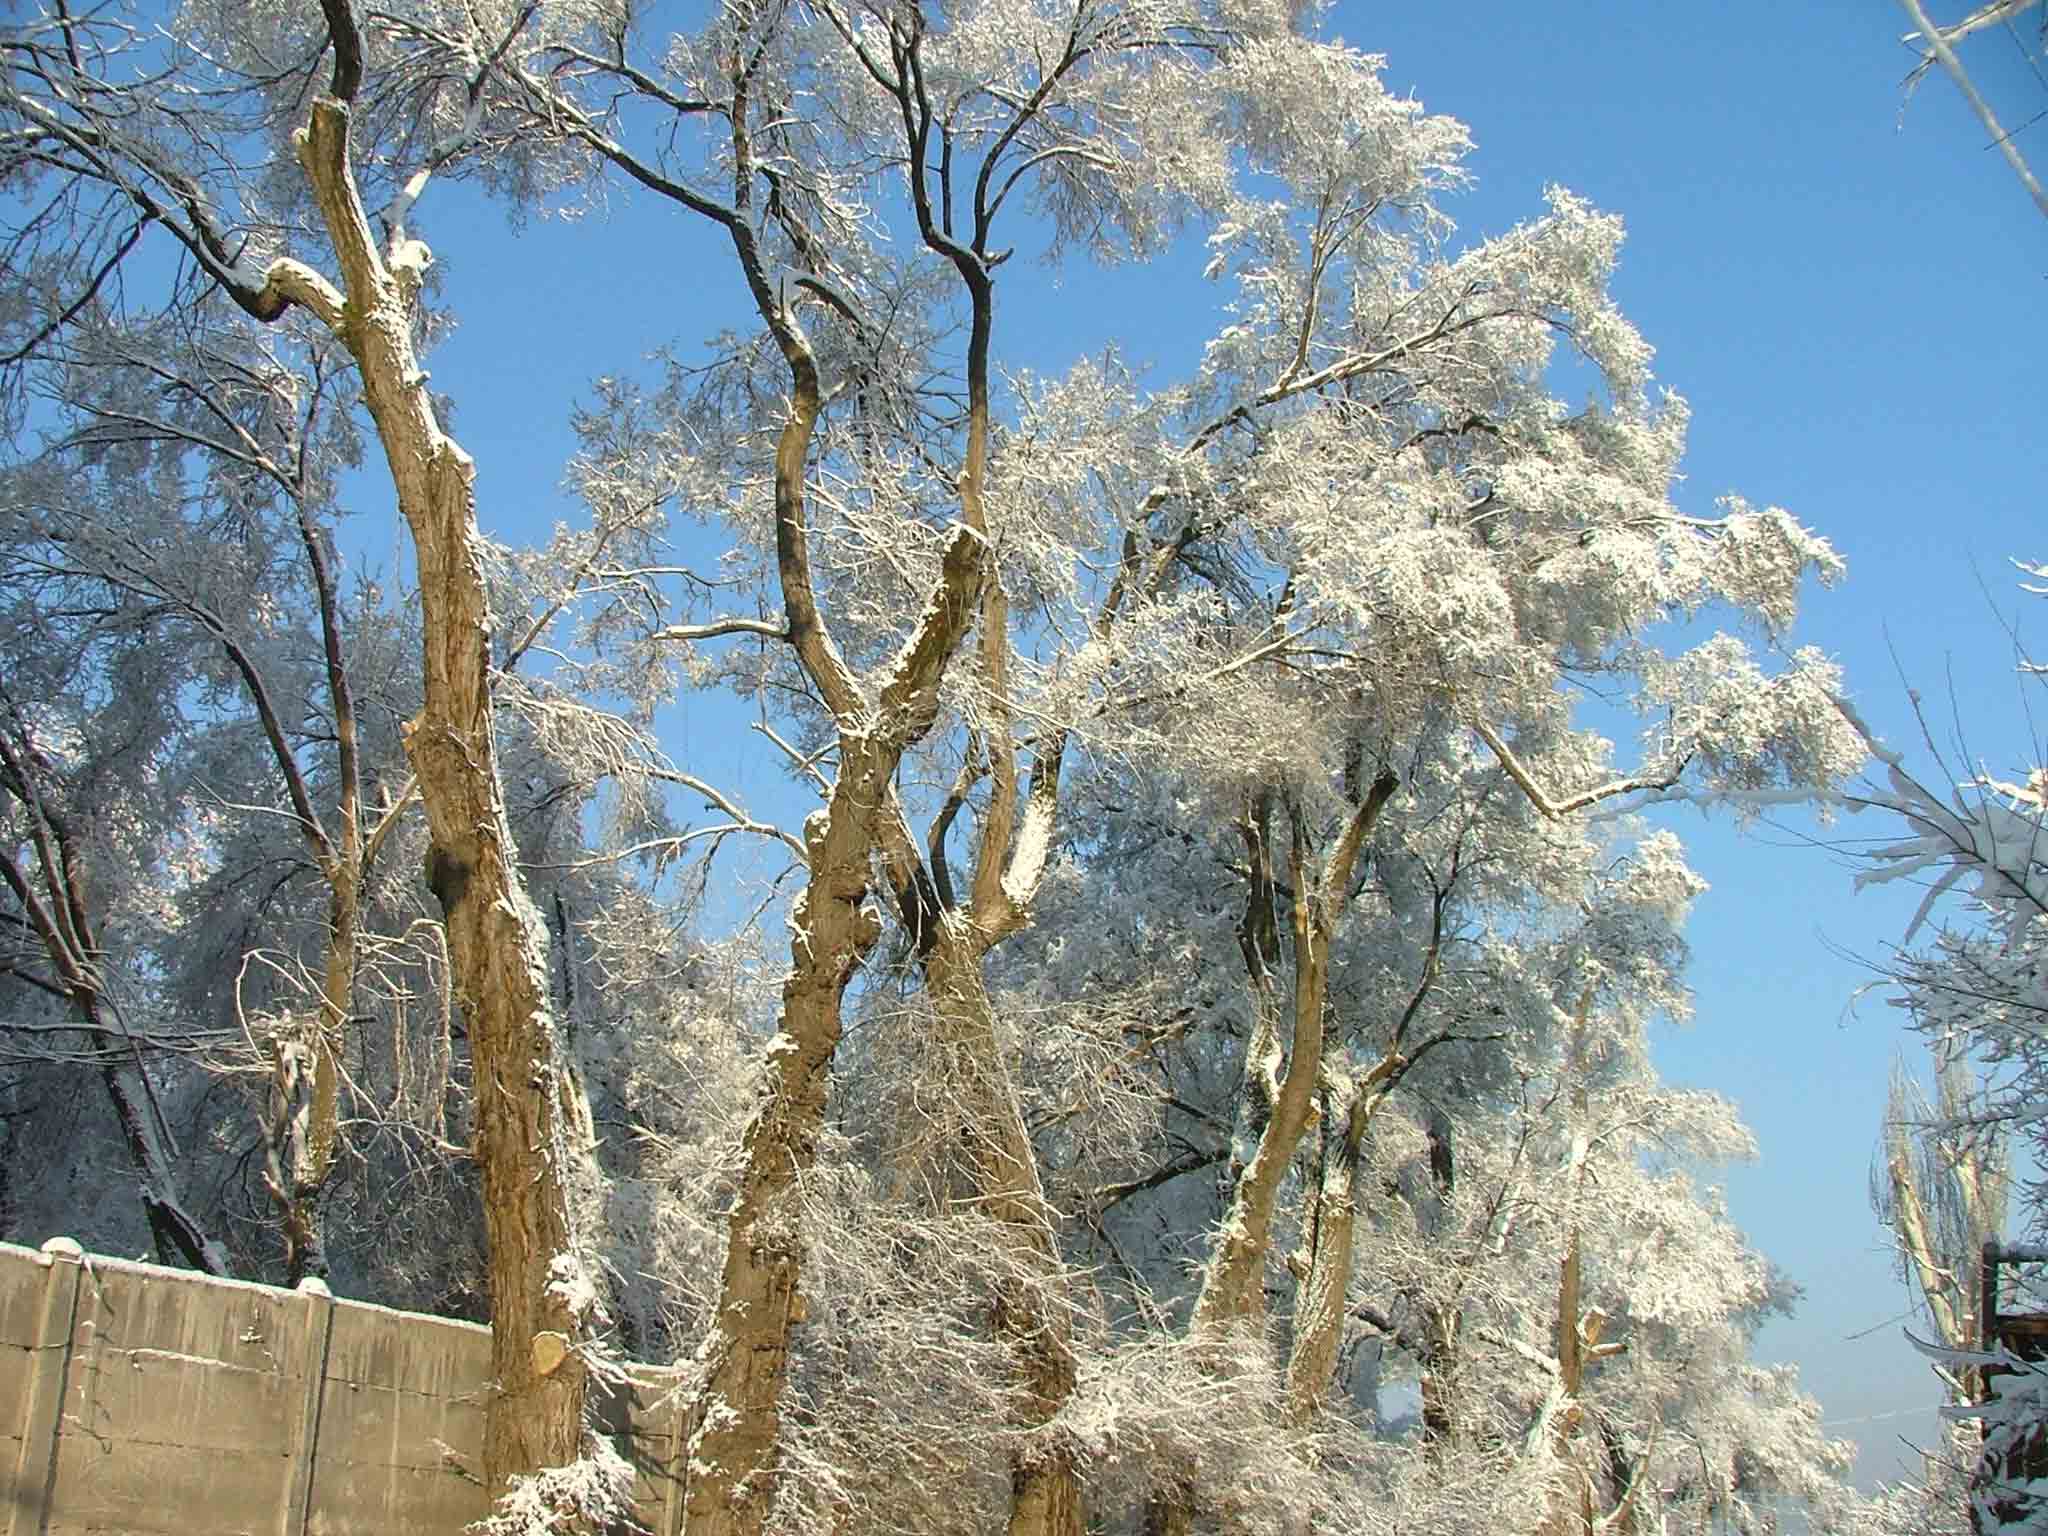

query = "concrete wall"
[0,1238,688,1536]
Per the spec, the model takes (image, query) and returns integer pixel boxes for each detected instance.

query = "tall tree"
[0,5,1885,1535]
[0,0,611,1509]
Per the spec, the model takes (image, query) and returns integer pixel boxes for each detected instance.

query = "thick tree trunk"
[1284,1081,1380,1425]
[283,97,599,1503]
[918,925,1081,1536]
[683,750,887,1536]
[680,507,983,1536]
[405,439,594,1499]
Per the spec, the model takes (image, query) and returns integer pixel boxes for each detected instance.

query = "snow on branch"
[1897,0,2048,220]
[1469,715,1690,820]
[1834,691,2048,941]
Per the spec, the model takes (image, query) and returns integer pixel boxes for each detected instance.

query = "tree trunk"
[683,749,887,1536]
[1142,1486,1193,1536]
[278,475,365,1289]
[1284,1081,1381,1425]
[268,878,355,1286]
[1144,778,1395,1534]
[97,1047,227,1274]
[1195,776,1397,1334]
[1195,795,1315,1333]
[1542,998,1623,1536]
[1536,1225,1596,1536]
[286,97,598,1503]
[918,923,1081,1536]
[1418,1307,1461,1452]
[0,730,230,1278]
[1418,1109,1461,1457]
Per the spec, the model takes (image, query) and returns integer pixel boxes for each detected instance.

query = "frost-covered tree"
[0,503,232,1274]
[0,0,616,1510]
[1834,611,2048,1536]
[0,1,1881,1533]
[8,303,419,1287]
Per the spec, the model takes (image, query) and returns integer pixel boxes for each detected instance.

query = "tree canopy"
[0,3,1957,1534]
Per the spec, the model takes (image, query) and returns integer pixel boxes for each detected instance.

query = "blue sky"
[1369,2,2045,1488]
[387,0,2045,1491]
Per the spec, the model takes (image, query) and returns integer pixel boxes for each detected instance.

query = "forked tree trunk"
[867,565,1087,1536]
[681,502,985,1536]
[682,747,887,1536]
[1284,885,1448,1424]
[1194,774,1398,1335]
[0,731,230,1276]
[1143,776,1396,1532]
[1540,998,1632,1536]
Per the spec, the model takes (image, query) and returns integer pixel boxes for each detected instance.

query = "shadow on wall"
[0,1237,682,1536]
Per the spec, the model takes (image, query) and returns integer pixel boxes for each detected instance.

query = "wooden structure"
[1974,1241,2048,1533]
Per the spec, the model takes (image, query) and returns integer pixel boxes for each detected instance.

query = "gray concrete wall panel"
[0,1239,683,1536]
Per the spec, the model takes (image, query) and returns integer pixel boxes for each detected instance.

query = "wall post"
[5,1237,85,1536]
[276,1275,336,1536]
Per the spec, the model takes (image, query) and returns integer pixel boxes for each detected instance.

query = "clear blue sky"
[389,0,2044,1491]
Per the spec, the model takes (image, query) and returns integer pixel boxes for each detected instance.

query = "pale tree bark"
[677,289,988,1536]
[1282,1069,1390,1427]
[202,13,606,1496]
[1536,994,1625,1536]
[508,32,993,1529]
[1194,772,1400,1331]
[1282,855,1459,1425]
[894,905,1081,1536]
[874,605,1099,1536]
[864,92,1096,1522]
[273,466,366,1286]
[865,600,1084,1536]
[681,543,985,1536]
[1139,774,1397,1529]
[1877,1048,2007,1404]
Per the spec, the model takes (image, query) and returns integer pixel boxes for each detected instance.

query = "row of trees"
[0,2,1975,1533]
